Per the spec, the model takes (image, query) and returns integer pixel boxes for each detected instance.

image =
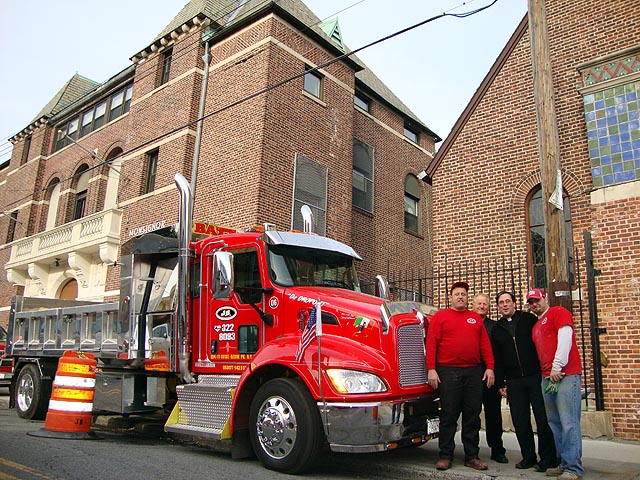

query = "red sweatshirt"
[426,308,494,370]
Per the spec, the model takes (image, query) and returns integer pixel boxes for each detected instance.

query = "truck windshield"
[267,244,360,291]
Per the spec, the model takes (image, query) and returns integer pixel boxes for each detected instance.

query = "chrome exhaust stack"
[174,173,195,383]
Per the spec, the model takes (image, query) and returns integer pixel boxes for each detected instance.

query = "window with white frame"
[352,140,374,213]
[303,67,323,99]
[53,84,133,152]
[292,153,327,235]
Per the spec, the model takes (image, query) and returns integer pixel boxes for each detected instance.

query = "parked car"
[0,325,12,387]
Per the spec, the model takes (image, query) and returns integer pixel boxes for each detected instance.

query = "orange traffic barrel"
[29,351,100,439]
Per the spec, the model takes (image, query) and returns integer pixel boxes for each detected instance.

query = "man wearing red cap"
[426,281,495,471]
[527,288,584,480]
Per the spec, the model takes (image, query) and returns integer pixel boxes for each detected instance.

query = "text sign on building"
[128,220,167,237]
[193,222,236,236]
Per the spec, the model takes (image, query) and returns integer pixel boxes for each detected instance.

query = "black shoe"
[534,463,546,472]
[516,459,537,469]
[491,453,509,463]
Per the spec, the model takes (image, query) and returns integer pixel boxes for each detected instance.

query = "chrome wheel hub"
[255,395,297,459]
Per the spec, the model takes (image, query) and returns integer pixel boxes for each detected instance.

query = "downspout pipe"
[190,36,212,201]
[174,173,195,383]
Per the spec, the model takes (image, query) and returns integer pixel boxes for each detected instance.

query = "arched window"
[73,165,90,221]
[404,174,421,234]
[525,186,574,288]
[45,178,61,230]
[101,147,123,210]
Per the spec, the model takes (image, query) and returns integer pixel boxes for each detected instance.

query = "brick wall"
[432,0,640,439]
[0,6,435,325]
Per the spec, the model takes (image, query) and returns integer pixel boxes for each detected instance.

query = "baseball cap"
[450,281,469,294]
[526,288,546,301]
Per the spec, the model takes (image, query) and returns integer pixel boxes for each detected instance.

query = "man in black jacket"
[492,291,557,472]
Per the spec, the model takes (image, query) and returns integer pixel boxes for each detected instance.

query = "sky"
[0,0,527,165]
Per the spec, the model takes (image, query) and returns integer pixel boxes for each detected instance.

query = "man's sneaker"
[557,472,582,480]
[546,466,564,476]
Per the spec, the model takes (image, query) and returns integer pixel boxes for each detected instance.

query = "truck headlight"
[325,369,387,393]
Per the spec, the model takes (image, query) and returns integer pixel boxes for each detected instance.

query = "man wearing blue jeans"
[528,288,584,480]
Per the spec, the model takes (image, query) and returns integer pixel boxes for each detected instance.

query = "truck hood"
[286,286,384,320]
[284,286,387,348]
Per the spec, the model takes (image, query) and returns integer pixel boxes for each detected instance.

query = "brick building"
[429,1,639,439]
[0,0,438,322]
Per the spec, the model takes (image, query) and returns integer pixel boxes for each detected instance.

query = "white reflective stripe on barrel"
[53,375,96,388]
[47,400,94,413]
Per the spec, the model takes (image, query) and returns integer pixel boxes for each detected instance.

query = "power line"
[0,0,364,151]
[0,0,374,169]
[0,0,499,216]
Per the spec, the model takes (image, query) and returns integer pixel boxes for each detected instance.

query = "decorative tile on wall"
[583,81,640,187]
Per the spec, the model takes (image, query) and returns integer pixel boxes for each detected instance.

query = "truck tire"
[249,378,324,474]
[15,364,51,420]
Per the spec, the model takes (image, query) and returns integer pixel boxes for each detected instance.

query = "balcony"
[6,209,123,286]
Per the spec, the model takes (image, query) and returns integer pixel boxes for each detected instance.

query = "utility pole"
[527,0,571,309]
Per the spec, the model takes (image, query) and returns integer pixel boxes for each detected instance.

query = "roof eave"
[355,77,441,142]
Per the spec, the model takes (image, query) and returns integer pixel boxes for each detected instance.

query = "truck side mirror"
[375,274,389,300]
[213,251,234,300]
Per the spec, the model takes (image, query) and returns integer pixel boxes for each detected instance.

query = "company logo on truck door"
[215,306,237,321]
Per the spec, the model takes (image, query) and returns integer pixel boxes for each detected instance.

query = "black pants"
[437,365,483,461]
[483,384,505,455]
[507,373,558,468]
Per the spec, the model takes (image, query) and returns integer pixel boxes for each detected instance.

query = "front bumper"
[320,397,439,453]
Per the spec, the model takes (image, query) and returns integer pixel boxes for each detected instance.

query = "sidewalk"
[407,430,640,480]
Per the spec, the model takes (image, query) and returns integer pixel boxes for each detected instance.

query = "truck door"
[208,245,264,373]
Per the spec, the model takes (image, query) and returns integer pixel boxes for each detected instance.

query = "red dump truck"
[5,173,439,473]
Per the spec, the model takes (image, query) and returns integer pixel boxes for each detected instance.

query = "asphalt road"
[1,388,639,480]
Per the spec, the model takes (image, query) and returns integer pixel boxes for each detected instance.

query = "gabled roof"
[11,74,100,141]
[427,14,529,177]
[31,74,100,124]
[139,0,436,138]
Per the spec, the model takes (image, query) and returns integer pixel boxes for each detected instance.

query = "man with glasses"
[492,291,557,472]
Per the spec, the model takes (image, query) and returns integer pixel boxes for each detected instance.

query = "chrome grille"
[397,324,427,386]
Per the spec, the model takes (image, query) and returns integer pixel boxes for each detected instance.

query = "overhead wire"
[0,0,372,232]
[0,0,260,161]
[0,0,364,156]
[0,0,499,218]
[0,0,371,195]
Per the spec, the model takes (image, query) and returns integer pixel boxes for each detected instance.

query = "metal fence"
[362,241,602,411]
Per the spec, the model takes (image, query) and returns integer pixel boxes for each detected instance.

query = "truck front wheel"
[15,364,51,420]
[249,378,323,474]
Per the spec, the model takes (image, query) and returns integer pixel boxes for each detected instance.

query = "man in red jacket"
[528,288,584,480]
[426,281,495,471]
